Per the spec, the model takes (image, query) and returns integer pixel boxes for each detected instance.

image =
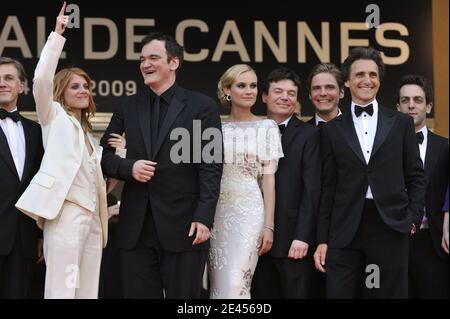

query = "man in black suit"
[251,67,321,298]
[0,57,44,298]
[101,32,222,298]
[314,47,426,299]
[396,75,449,298]
[307,63,344,127]
[307,63,345,298]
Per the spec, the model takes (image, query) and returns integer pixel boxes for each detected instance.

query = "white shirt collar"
[315,108,342,124]
[278,115,293,127]
[0,106,19,113]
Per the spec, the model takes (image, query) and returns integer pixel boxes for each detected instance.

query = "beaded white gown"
[208,119,283,299]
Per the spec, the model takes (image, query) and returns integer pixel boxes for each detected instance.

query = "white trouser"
[43,201,102,299]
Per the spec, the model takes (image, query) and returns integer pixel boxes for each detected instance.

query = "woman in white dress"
[16,3,108,298]
[208,64,283,298]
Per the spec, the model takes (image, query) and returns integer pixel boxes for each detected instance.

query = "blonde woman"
[208,64,283,298]
[16,3,107,298]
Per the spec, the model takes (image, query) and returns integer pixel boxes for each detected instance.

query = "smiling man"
[397,75,449,299]
[307,63,344,127]
[101,32,222,299]
[0,57,43,298]
[314,47,426,299]
[252,67,321,298]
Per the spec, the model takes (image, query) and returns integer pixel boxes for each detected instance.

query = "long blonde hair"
[53,68,96,132]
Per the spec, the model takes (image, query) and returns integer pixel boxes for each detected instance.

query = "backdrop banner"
[1,0,433,116]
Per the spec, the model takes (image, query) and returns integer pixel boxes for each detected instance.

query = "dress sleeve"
[258,120,284,162]
[33,32,66,126]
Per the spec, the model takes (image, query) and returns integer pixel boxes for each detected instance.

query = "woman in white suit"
[16,3,108,299]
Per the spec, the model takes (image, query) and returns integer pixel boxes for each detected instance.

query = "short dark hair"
[0,57,27,83]
[397,74,433,104]
[261,67,301,96]
[140,32,184,69]
[307,63,344,91]
[341,47,385,82]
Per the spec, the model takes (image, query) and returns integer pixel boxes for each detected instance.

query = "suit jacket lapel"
[20,118,36,183]
[0,123,20,179]
[153,87,186,159]
[282,116,299,150]
[68,116,85,154]
[137,92,152,159]
[370,106,396,161]
[424,131,439,180]
[336,111,366,165]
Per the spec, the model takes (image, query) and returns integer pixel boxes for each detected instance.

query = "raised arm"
[33,2,67,126]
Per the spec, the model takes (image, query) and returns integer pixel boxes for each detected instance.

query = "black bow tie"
[317,121,326,127]
[354,104,374,117]
[416,131,424,144]
[0,108,20,122]
[278,124,286,134]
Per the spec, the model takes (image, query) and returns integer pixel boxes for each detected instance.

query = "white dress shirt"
[0,107,26,179]
[315,108,342,125]
[417,126,429,228]
[417,126,428,167]
[351,100,379,199]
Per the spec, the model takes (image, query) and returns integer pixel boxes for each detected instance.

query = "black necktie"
[151,96,160,155]
[354,104,374,117]
[278,124,286,134]
[416,131,424,144]
[158,98,167,131]
[0,109,20,122]
[317,121,326,127]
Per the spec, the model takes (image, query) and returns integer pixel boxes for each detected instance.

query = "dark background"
[1,0,433,116]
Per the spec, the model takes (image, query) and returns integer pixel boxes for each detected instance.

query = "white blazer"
[16,32,108,247]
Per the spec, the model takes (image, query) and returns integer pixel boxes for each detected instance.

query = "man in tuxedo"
[101,32,222,298]
[0,57,44,298]
[307,63,344,127]
[396,75,449,298]
[314,47,426,299]
[251,67,321,298]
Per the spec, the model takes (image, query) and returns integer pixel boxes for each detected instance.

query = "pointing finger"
[59,1,67,16]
